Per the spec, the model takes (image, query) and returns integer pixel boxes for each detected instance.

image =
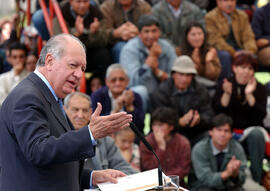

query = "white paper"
[97,168,161,191]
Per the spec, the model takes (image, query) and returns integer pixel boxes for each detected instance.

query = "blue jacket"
[251,3,270,41]
[91,86,145,133]
[120,37,176,94]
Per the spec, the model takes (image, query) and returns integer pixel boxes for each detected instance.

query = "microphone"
[129,122,163,188]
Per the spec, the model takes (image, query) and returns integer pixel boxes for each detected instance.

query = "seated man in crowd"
[251,1,270,68]
[151,56,214,146]
[100,0,151,62]
[140,107,191,187]
[191,114,246,191]
[0,42,29,106]
[0,18,17,74]
[64,91,137,175]
[205,0,257,79]
[91,64,145,135]
[25,51,38,72]
[120,14,176,111]
[152,0,205,50]
[53,0,111,81]
[1,41,14,74]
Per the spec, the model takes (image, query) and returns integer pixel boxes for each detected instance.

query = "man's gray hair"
[37,33,86,66]
[64,92,91,108]
[105,63,129,79]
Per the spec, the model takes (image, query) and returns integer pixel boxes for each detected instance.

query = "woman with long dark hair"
[181,22,221,81]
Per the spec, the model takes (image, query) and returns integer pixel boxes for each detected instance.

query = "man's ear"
[232,65,236,73]
[123,77,129,88]
[209,130,213,137]
[138,33,142,40]
[105,78,109,87]
[44,53,55,71]
[157,28,161,38]
[168,125,174,133]
[64,105,67,112]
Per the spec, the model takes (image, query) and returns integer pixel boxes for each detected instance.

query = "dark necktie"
[57,98,66,118]
[216,152,225,171]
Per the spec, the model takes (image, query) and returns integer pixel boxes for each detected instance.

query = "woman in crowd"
[214,53,267,183]
[181,21,221,81]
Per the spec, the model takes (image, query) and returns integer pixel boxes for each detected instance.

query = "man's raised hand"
[89,103,132,139]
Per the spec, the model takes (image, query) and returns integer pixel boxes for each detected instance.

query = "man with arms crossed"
[0,34,132,191]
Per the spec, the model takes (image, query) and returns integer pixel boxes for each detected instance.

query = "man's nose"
[77,110,84,118]
[74,68,83,79]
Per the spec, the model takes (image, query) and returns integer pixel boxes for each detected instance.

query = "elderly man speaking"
[0,34,132,191]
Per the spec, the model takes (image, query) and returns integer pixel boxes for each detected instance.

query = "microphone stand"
[129,122,163,188]
[153,151,163,189]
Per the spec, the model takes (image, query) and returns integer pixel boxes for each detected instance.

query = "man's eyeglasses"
[109,77,126,83]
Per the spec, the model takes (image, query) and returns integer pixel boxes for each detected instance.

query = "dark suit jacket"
[91,86,145,133]
[0,73,95,191]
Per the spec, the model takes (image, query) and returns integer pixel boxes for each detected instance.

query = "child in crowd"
[112,127,140,171]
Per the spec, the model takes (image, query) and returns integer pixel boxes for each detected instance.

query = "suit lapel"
[28,73,72,132]
[51,103,72,131]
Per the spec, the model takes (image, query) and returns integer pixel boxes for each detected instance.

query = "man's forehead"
[63,55,86,64]
[69,95,90,107]
[215,124,231,130]
[109,70,126,77]
[11,49,25,55]
[142,25,159,30]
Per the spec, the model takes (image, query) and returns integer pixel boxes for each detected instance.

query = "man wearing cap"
[151,55,214,146]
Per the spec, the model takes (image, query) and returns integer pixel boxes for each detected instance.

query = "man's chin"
[74,122,87,128]
[74,125,83,130]
[63,86,76,95]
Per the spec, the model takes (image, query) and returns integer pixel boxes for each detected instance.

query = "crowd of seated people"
[1,0,270,190]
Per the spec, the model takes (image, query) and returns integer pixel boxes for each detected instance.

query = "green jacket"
[191,137,246,190]
[152,0,205,46]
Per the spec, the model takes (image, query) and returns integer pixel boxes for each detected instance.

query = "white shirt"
[168,3,182,18]
[0,69,29,106]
